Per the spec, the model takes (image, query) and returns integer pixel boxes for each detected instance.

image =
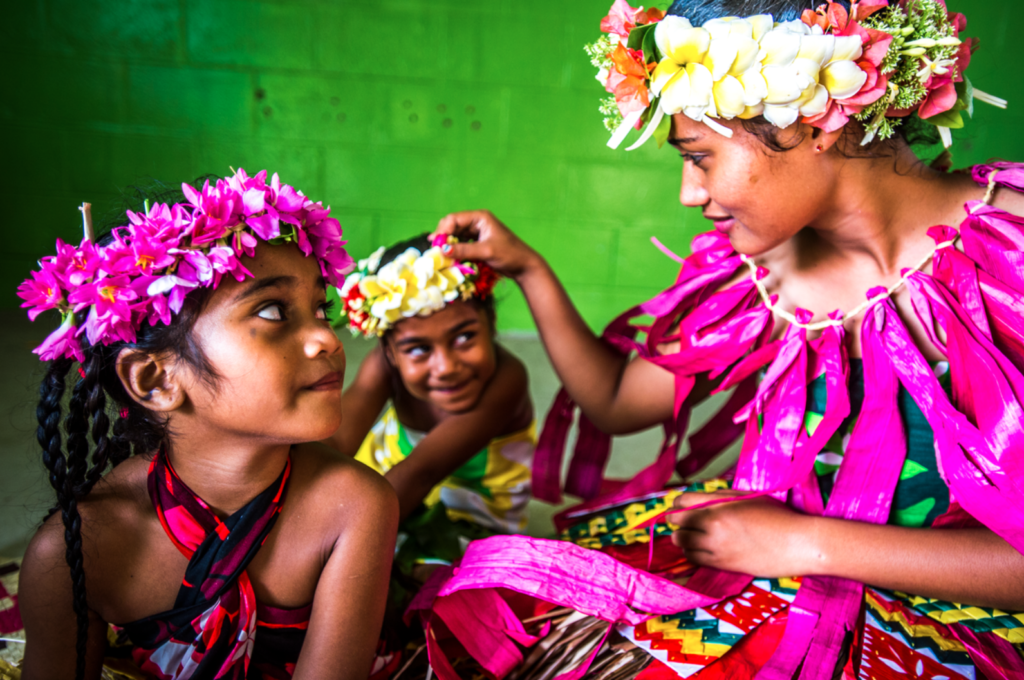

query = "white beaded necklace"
[739,171,999,332]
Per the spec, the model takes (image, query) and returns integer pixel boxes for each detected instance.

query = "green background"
[3,0,1020,332]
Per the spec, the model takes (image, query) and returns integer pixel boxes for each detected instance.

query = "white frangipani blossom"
[637,13,869,142]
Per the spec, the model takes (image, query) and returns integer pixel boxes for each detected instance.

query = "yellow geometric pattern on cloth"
[355,406,535,532]
[899,593,1024,644]
[562,480,728,549]
[864,590,968,653]
[645,622,733,658]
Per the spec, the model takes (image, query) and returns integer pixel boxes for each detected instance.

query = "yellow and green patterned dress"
[356,406,535,569]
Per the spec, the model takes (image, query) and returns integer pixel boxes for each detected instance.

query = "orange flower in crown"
[585,0,1006,152]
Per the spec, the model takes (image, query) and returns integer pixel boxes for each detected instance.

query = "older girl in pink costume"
[415,0,1024,677]
[16,170,398,680]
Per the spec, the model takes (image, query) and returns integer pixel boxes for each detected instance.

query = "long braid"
[81,353,111,497]
[37,359,71,511]
[108,414,134,468]
[37,358,89,680]
[59,449,89,680]
[29,180,219,678]
[64,365,92,499]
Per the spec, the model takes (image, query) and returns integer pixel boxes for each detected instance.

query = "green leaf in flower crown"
[654,105,673,148]
[642,25,661,64]
[627,23,655,52]
[922,107,964,129]
[956,76,974,118]
[638,105,653,131]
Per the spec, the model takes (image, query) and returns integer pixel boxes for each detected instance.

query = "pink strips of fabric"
[417,163,1024,679]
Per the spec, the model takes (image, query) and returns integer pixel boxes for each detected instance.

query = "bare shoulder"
[288,442,398,519]
[493,345,529,391]
[21,457,152,678]
[991,183,1024,217]
[481,345,533,430]
[24,455,152,576]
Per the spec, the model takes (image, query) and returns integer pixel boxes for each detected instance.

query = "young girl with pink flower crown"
[16,171,398,680]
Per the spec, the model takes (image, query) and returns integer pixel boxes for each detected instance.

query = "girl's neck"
[802,146,978,275]
[163,436,291,518]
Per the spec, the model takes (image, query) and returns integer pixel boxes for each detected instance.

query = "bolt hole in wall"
[1,0,1022,550]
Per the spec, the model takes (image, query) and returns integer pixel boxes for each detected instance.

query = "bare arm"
[386,350,531,520]
[20,516,108,680]
[326,345,392,456]
[671,492,1024,610]
[293,465,399,680]
[436,211,675,434]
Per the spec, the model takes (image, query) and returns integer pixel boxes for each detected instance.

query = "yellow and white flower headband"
[589,0,1005,151]
[340,237,498,337]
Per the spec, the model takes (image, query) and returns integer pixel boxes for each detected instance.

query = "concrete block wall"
[2,0,1023,332]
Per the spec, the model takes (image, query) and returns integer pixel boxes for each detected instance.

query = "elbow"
[576,405,650,436]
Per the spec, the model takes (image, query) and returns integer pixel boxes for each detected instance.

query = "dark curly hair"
[36,178,217,680]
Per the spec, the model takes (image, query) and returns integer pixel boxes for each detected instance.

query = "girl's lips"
[430,379,470,394]
[307,371,342,391]
[710,217,735,233]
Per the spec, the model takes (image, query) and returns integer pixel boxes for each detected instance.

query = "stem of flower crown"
[79,203,94,243]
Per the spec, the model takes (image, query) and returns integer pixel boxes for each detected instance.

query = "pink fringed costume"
[407,164,1024,679]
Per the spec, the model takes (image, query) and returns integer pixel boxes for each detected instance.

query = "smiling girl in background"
[328,234,534,577]
[17,170,397,680]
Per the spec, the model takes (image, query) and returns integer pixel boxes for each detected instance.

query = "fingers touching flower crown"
[340,235,499,338]
[588,0,1005,151]
[18,168,355,362]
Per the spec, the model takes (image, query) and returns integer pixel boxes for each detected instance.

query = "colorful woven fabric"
[112,452,307,680]
[559,489,1023,678]
[0,558,23,668]
[357,406,535,533]
[620,577,996,680]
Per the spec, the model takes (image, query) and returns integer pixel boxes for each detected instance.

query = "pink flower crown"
[18,168,355,363]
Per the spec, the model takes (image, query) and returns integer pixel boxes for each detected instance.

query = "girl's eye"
[316,300,334,321]
[680,153,707,168]
[405,346,429,358]
[257,304,285,321]
[454,331,476,346]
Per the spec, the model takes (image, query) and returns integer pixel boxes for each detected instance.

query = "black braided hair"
[34,180,217,680]
[36,357,90,678]
[666,0,942,153]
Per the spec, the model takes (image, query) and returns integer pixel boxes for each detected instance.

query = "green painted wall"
[3,0,1022,332]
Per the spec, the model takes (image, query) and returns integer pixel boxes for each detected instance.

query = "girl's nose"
[305,321,343,360]
[431,347,460,378]
[680,162,710,208]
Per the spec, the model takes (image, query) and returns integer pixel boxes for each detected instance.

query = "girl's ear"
[810,123,851,154]
[115,349,187,413]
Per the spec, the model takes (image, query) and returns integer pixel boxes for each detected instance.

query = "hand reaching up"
[433,210,544,281]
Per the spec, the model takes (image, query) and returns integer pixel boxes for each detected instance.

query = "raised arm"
[436,211,675,434]
[385,348,531,520]
[325,345,392,456]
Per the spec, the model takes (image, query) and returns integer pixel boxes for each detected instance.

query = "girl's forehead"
[208,243,325,305]
[390,302,483,339]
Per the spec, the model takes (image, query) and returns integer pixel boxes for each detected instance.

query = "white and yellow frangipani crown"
[341,240,496,337]
[614,15,869,149]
